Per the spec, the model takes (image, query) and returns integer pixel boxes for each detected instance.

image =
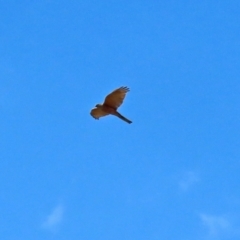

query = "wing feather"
[90,108,109,119]
[103,86,130,109]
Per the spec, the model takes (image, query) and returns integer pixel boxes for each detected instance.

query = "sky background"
[0,1,240,240]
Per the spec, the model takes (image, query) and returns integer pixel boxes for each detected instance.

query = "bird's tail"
[116,112,132,124]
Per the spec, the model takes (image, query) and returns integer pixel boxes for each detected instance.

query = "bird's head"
[95,104,102,108]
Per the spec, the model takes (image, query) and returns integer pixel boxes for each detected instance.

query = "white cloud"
[200,213,230,236]
[178,171,200,191]
[42,204,64,231]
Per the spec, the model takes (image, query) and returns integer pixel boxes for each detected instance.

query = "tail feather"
[116,112,132,124]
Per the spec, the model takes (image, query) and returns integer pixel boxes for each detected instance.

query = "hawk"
[90,86,132,124]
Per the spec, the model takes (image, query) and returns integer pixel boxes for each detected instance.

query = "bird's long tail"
[116,112,132,124]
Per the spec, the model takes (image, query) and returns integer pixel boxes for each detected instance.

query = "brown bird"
[90,86,132,124]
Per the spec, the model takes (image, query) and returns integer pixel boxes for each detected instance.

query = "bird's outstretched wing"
[90,108,109,119]
[103,86,130,109]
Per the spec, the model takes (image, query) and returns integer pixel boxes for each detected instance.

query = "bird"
[90,86,132,124]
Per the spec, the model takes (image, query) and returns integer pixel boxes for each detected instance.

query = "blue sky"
[1,1,240,239]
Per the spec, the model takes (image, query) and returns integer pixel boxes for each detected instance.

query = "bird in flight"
[90,86,132,124]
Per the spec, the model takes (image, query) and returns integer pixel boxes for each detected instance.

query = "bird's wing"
[103,86,130,109]
[90,108,109,119]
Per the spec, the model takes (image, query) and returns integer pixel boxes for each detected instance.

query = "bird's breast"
[101,105,116,114]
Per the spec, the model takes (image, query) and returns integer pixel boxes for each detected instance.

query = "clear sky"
[1,1,240,240]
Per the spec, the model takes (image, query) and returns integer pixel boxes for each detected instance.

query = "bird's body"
[90,86,132,124]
